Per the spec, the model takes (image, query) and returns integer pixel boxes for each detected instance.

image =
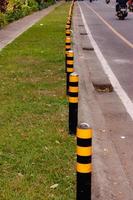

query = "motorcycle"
[105,0,128,20]
[105,0,110,3]
[116,3,128,20]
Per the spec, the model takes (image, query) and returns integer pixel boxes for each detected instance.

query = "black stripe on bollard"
[69,72,79,135]
[66,50,74,94]
[76,123,92,200]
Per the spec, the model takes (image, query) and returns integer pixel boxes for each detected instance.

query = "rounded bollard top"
[78,123,91,129]
[68,49,73,53]
[67,50,74,57]
[70,72,78,77]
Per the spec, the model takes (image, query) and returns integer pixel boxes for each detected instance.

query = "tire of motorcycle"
[106,0,110,4]
[118,16,125,20]
[117,12,124,20]
[116,4,119,11]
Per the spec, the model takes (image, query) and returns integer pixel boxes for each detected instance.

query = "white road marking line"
[78,2,133,120]
[84,2,133,49]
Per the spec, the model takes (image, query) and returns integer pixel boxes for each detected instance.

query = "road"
[73,1,133,199]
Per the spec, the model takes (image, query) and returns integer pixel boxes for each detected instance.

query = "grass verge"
[0,3,76,200]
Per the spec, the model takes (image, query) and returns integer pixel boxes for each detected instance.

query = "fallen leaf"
[17,173,24,178]
[120,136,126,139]
[45,146,48,150]
[55,140,60,144]
[50,184,59,189]
[103,148,108,152]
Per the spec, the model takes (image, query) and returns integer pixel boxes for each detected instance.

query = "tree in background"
[0,0,9,13]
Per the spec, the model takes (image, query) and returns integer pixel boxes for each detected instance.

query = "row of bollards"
[65,1,92,200]
[65,0,78,135]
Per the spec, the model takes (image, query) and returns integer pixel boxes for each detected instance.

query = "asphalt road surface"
[73,1,133,199]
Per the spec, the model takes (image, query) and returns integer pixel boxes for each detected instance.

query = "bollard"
[66,29,71,37]
[69,10,72,18]
[67,21,71,29]
[67,19,71,27]
[69,8,72,15]
[66,24,71,31]
[65,36,71,73]
[65,36,71,53]
[66,50,74,94]
[76,123,92,200]
[67,16,71,23]
[69,72,79,134]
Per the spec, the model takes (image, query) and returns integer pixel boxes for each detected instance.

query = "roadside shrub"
[6,10,22,22]
[27,0,38,11]
[1,0,56,27]
[6,0,23,22]
[13,0,23,11]
[5,11,15,22]
[21,5,32,16]
[0,0,9,13]
[6,1,33,22]
[35,0,55,10]
[0,13,7,28]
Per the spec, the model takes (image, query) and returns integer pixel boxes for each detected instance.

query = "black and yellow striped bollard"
[76,123,92,200]
[67,16,71,23]
[66,24,71,31]
[65,36,71,55]
[69,72,79,135]
[67,19,71,28]
[69,9,72,18]
[65,36,71,73]
[66,29,71,37]
[66,50,74,94]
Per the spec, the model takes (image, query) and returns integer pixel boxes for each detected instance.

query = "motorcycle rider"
[106,0,128,10]
[116,0,128,12]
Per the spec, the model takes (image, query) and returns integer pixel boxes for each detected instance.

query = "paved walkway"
[0,1,63,50]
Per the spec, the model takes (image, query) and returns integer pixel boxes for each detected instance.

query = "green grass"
[0,3,76,200]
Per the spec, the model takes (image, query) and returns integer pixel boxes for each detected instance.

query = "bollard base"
[69,102,78,135]
[77,172,91,200]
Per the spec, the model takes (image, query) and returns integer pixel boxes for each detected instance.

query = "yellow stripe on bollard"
[77,128,92,139]
[69,75,79,83]
[69,97,78,103]
[77,163,92,173]
[67,68,74,73]
[67,60,74,65]
[77,146,92,156]
[69,86,78,93]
